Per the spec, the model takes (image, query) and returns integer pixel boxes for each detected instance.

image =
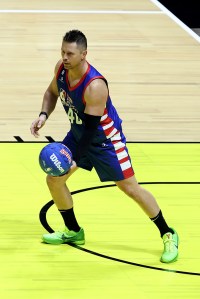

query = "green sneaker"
[42,227,85,245]
[160,228,179,263]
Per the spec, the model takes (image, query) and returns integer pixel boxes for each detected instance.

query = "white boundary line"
[150,0,200,43]
[0,9,163,14]
[1,6,199,43]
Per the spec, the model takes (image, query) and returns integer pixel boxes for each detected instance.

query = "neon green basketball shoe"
[42,227,85,245]
[160,228,179,263]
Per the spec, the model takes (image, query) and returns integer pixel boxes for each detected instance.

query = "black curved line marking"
[39,184,116,234]
[69,244,200,276]
[39,182,200,276]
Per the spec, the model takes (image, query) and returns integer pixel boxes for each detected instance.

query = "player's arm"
[76,79,108,164]
[30,60,61,137]
[41,60,61,118]
[84,79,108,116]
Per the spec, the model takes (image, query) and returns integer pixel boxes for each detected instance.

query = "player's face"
[61,41,87,70]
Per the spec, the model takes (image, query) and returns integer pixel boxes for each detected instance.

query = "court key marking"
[39,182,200,276]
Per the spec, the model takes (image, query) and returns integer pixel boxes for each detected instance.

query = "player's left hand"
[30,115,46,138]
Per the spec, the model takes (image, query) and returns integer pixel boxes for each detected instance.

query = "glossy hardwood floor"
[0,0,199,141]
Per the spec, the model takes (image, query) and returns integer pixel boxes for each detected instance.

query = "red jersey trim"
[110,132,134,179]
[56,63,64,80]
[123,168,135,179]
[66,62,90,92]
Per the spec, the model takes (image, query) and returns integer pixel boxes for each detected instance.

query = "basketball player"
[30,30,179,263]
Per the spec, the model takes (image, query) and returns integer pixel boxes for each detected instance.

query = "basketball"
[39,142,73,176]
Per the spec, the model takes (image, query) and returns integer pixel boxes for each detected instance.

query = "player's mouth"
[63,61,70,66]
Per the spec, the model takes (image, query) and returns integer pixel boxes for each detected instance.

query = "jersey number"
[67,108,82,124]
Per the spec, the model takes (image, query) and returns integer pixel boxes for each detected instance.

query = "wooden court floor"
[0,0,200,298]
[0,0,200,142]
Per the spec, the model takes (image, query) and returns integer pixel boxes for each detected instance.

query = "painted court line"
[1,6,199,44]
[0,9,163,14]
[39,183,200,276]
[150,0,200,43]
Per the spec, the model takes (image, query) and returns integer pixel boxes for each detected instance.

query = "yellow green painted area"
[0,143,200,299]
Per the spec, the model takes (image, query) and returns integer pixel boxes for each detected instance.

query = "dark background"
[158,0,200,29]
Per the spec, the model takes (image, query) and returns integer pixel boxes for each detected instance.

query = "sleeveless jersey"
[56,62,123,144]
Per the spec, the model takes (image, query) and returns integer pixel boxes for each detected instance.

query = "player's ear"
[81,50,87,60]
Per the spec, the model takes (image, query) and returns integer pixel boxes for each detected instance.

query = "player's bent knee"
[117,183,142,202]
[126,187,140,199]
[46,174,67,187]
[46,163,77,187]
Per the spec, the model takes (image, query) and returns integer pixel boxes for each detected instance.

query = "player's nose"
[63,53,68,61]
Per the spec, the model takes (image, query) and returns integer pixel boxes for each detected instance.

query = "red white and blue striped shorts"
[62,130,134,182]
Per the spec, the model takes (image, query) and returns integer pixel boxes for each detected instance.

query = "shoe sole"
[160,253,178,263]
[42,238,85,245]
[70,240,85,245]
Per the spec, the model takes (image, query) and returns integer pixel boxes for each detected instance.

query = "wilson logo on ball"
[39,142,73,176]
[49,153,65,173]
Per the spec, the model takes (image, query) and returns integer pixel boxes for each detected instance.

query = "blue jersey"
[56,62,123,144]
[57,62,134,181]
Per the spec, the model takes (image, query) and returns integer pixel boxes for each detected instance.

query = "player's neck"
[68,60,88,81]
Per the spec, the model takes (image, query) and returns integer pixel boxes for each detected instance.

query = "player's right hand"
[30,115,46,138]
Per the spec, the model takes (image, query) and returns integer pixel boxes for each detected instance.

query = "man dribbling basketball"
[30,30,179,263]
